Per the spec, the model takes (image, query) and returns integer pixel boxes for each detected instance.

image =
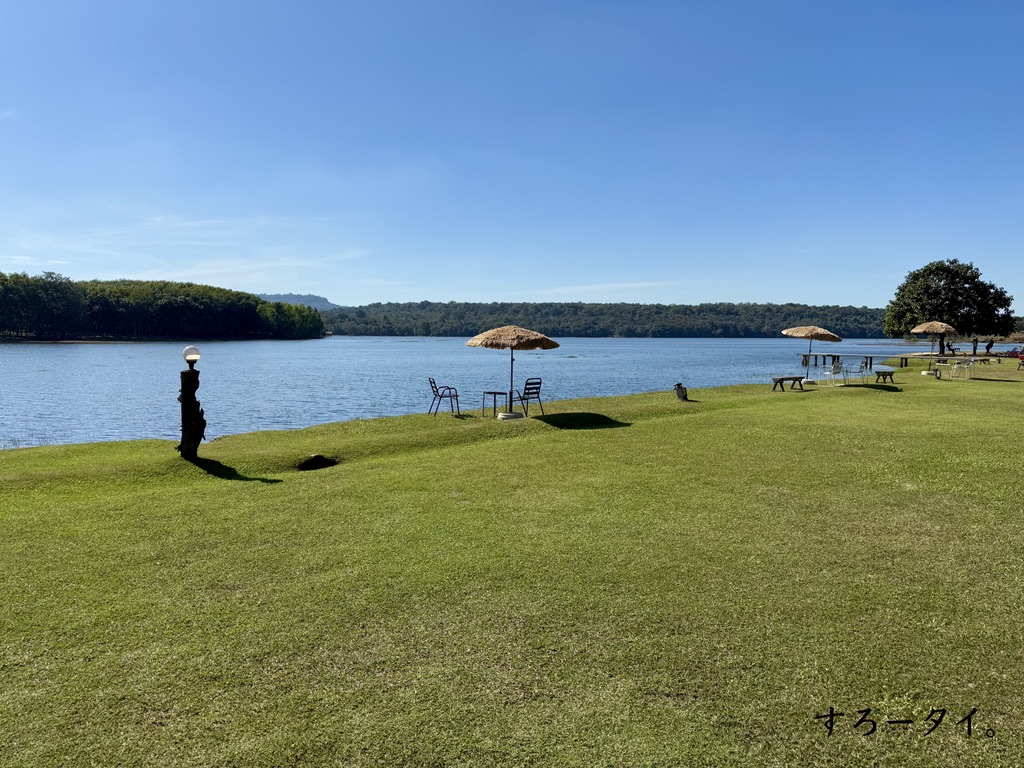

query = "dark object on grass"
[674,383,688,401]
[515,377,545,415]
[535,413,630,430]
[297,454,339,471]
[176,363,206,461]
[771,376,803,391]
[428,378,461,416]
[189,457,282,484]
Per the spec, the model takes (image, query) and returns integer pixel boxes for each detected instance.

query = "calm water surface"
[1,336,1009,449]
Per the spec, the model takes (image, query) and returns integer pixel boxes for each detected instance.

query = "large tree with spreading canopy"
[883,260,1015,345]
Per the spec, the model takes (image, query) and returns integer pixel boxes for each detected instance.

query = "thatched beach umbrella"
[467,325,559,419]
[911,321,958,356]
[782,325,843,380]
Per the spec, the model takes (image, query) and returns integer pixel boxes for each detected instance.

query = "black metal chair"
[514,377,544,416]
[428,378,460,416]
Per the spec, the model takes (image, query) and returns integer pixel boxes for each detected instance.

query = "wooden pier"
[800,354,883,368]
[800,354,916,369]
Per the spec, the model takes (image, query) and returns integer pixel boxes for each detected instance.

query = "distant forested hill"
[0,272,325,340]
[321,301,887,338]
[258,293,339,311]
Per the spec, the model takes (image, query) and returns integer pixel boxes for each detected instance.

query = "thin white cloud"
[117,250,369,293]
[15,213,342,249]
[13,232,125,258]
[2,214,361,276]
[89,215,286,238]
[327,248,367,262]
[133,257,311,280]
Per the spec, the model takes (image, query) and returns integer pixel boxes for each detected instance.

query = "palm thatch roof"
[911,321,958,335]
[466,325,560,351]
[781,326,842,342]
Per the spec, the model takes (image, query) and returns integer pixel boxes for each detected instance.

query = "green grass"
[3,360,1024,766]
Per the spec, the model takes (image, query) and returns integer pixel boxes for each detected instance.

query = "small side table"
[875,368,896,383]
[482,391,508,418]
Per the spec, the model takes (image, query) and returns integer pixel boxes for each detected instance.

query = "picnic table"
[772,375,805,391]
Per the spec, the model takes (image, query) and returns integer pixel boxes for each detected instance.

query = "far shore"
[0,336,317,345]
[3,333,1022,345]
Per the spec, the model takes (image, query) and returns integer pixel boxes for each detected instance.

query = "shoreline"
[3,340,1020,452]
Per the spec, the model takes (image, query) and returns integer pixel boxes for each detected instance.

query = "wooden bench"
[772,375,804,391]
[875,369,896,383]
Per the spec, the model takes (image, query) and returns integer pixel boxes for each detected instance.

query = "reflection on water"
[0,336,1012,448]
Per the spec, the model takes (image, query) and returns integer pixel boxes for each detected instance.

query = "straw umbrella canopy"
[911,321,958,356]
[466,325,559,418]
[782,325,843,380]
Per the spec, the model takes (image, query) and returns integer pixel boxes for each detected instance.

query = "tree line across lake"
[0,272,325,340]
[321,301,888,338]
[7,271,1018,342]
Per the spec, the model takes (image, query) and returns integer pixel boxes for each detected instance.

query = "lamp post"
[176,345,206,461]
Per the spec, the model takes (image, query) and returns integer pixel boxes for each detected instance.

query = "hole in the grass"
[296,454,340,471]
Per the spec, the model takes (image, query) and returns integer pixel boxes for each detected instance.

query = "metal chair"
[514,377,545,416]
[843,362,867,384]
[950,361,974,379]
[428,378,460,416]
[819,361,844,386]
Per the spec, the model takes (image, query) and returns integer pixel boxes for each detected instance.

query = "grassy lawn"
[3,359,1023,766]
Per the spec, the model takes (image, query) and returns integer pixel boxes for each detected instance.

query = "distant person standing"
[985,339,995,355]
[972,333,979,355]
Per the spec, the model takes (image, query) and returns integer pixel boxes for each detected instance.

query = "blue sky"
[1,1,1021,310]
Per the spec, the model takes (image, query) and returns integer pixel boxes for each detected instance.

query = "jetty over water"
[801,351,1014,369]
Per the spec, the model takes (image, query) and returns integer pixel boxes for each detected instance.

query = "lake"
[1,336,1012,449]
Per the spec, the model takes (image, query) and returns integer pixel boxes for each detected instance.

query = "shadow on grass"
[845,384,903,392]
[534,412,631,430]
[188,457,282,484]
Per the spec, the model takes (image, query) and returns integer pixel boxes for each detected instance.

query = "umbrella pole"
[497,347,523,419]
[509,348,514,413]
